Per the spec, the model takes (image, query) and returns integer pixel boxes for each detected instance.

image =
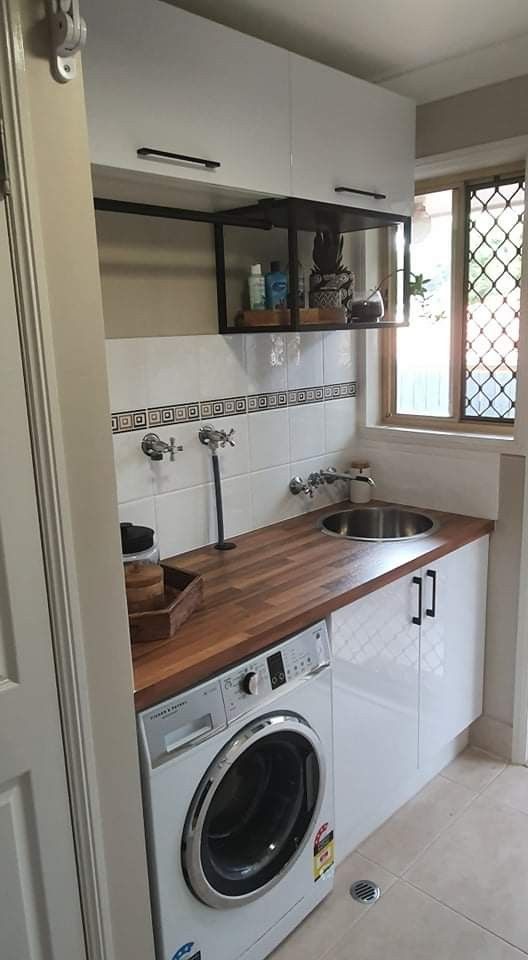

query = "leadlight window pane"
[463,176,524,422]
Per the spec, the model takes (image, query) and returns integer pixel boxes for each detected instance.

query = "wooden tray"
[236,307,348,328]
[128,564,203,649]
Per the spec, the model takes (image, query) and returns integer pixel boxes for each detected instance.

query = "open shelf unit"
[94,194,411,334]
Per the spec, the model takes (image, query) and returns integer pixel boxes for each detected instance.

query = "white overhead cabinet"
[82,1,292,195]
[331,536,489,858]
[290,54,415,215]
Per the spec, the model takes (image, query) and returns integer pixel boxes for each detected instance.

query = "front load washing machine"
[138,620,334,960]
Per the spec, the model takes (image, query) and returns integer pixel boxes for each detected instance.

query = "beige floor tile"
[481,764,528,814]
[406,796,528,952]
[357,775,475,876]
[442,747,506,793]
[327,882,525,960]
[269,852,396,960]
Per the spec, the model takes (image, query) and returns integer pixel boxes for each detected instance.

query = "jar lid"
[120,522,155,555]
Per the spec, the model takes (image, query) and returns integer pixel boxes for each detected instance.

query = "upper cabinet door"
[290,54,415,215]
[82,1,291,195]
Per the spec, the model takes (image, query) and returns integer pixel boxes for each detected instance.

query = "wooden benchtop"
[132,502,493,711]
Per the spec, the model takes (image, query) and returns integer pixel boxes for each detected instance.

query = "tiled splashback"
[107,332,358,559]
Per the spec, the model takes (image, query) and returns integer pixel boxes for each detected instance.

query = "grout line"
[399,878,528,956]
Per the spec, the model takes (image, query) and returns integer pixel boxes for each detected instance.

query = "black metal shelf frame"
[94,195,412,334]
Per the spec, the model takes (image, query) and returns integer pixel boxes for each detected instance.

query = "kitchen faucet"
[289,466,375,498]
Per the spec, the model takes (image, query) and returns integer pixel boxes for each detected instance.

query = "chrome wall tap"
[198,423,236,453]
[141,432,183,462]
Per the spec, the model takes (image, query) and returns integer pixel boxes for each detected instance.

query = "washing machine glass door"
[182,712,325,908]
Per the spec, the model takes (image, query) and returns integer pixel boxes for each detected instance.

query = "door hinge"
[0,121,11,198]
[48,0,87,84]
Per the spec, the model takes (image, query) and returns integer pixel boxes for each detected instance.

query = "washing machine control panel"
[221,621,330,722]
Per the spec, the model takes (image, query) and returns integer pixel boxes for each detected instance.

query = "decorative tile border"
[247,391,288,412]
[200,396,247,419]
[111,382,357,434]
[111,409,148,434]
[148,402,200,427]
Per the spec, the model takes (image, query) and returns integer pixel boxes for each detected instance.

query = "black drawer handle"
[412,576,422,626]
[426,569,437,618]
[137,147,221,170]
[335,185,387,200]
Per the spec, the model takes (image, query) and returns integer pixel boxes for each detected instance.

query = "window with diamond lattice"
[382,166,525,432]
[464,177,524,422]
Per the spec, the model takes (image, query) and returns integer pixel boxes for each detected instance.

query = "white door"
[331,574,420,856]
[419,538,489,764]
[83,0,291,196]
[0,201,86,959]
[290,53,415,215]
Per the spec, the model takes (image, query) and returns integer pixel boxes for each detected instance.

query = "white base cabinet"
[330,536,489,857]
[419,537,488,764]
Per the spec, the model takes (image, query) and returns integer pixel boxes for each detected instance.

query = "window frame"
[381,162,525,435]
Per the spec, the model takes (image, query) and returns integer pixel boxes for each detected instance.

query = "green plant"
[311,230,346,276]
[372,269,445,323]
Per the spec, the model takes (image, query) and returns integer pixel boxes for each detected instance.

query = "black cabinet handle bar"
[426,569,437,619]
[335,185,386,200]
[137,147,221,170]
[412,576,422,626]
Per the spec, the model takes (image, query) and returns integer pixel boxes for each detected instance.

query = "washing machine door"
[182,711,325,908]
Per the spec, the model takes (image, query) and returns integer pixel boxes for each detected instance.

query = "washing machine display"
[182,712,324,907]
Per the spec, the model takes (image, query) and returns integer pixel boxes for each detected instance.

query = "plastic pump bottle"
[248,263,266,310]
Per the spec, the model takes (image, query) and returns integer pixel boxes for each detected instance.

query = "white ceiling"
[170,0,528,102]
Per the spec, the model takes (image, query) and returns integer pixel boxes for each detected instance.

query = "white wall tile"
[250,466,297,528]
[113,433,154,503]
[325,397,357,454]
[363,442,500,518]
[289,402,325,462]
[286,332,323,390]
[149,422,209,495]
[249,408,290,471]
[145,336,201,407]
[106,339,147,412]
[199,334,246,401]
[155,484,212,559]
[246,333,287,394]
[107,328,363,556]
[118,496,157,531]
[208,475,252,541]
[323,331,357,384]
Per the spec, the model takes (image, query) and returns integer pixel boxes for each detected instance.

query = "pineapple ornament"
[309,230,354,316]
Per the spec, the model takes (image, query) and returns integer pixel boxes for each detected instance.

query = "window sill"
[360,422,520,455]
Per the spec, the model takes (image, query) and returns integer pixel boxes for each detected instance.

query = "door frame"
[0,3,113,956]
[0,3,155,958]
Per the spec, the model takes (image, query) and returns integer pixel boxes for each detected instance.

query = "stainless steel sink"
[320,505,439,542]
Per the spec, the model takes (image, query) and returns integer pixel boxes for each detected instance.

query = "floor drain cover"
[350,880,381,904]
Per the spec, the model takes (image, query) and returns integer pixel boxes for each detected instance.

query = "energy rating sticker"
[313,822,334,881]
